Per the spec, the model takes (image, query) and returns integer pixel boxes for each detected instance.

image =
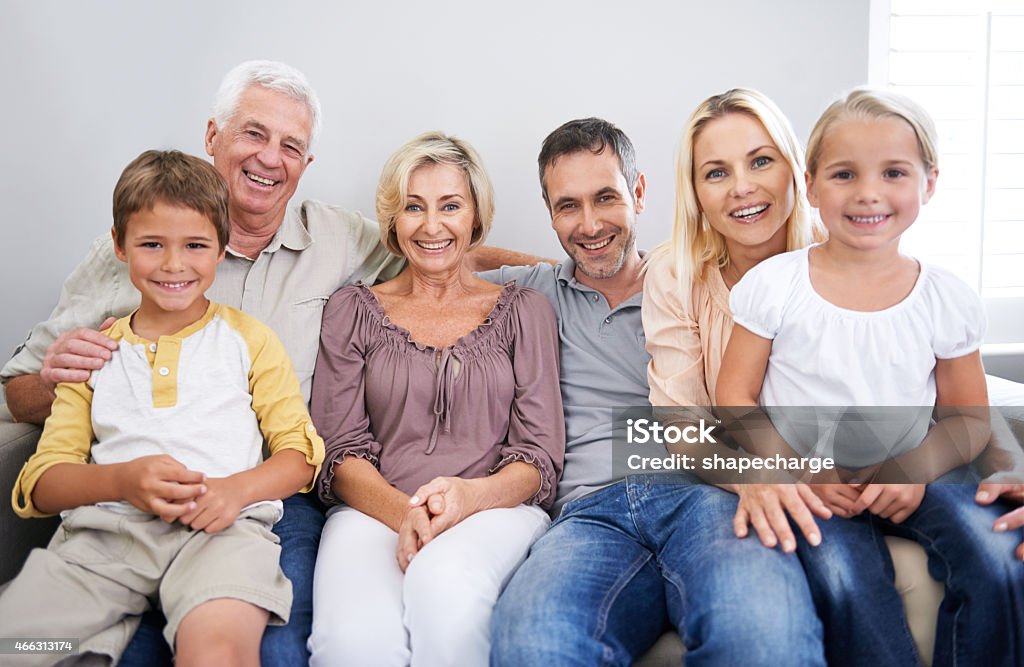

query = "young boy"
[0,150,324,666]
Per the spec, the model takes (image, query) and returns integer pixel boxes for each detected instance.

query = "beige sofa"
[1,400,1022,666]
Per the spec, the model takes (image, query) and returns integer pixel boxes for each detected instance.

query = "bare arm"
[220,449,313,507]
[5,374,57,425]
[974,410,1024,478]
[873,352,991,483]
[33,456,207,518]
[178,449,315,533]
[464,245,556,272]
[333,457,413,532]
[715,326,807,463]
[715,325,831,551]
[715,325,770,407]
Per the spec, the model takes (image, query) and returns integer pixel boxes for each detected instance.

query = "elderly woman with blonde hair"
[307,132,564,666]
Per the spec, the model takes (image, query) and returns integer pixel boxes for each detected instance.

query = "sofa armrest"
[0,405,58,585]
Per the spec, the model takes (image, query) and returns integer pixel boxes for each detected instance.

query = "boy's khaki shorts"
[0,503,291,666]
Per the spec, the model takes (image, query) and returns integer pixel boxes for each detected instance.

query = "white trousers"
[308,503,549,667]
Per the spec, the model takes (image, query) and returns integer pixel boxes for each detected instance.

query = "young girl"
[717,89,1024,667]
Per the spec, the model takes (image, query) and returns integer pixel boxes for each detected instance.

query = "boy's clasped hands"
[117,454,246,533]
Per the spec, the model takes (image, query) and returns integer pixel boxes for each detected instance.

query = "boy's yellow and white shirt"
[12,301,325,519]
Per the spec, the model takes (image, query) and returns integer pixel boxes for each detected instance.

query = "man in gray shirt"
[486,118,825,666]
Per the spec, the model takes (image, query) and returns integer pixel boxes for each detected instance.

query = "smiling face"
[394,162,477,277]
[204,85,314,232]
[692,112,795,259]
[544,149,644,282]
[114,202,225,335]
[807,116,937,255]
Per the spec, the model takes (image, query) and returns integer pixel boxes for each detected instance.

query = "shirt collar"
[224,205,311,259]
[555,250,647,297]
[554,257,581,288]
[116,300,220,345]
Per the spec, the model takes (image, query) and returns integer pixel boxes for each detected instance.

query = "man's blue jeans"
[490,475,826,667]
[117,492,325,666]
[796,482,1024,667]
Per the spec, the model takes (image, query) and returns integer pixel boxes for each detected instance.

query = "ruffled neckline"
[352,281,519,353]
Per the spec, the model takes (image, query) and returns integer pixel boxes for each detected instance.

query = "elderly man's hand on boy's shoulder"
[976,477,1024,560]
[179,477,248,534]
[41,316,119,390]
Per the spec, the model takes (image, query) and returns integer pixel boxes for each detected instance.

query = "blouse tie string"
[426,348,457,454]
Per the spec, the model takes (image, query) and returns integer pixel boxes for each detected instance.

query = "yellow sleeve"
[228,309,325,492]
[12,380,94,518]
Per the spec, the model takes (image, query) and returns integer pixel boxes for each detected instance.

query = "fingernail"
[189,502,197,510]
[995,522,1008,533]
[406,553,414,563]
[409,495,419,505]
[200,485,207,494]
[783,539,795,553]
[809,533,821,547]
[977,491,990,501]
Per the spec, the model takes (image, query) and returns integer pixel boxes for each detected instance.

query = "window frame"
[868,0,1024,346]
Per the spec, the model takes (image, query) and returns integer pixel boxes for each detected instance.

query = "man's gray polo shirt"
[481,258,650,515]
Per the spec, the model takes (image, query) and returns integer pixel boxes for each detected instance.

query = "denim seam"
[656,559,690,649]
[591,549,654,667]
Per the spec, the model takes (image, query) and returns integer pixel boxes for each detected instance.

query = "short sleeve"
[478,263,552,291]
[309,287,385,505]
[333,207,405,286]
[2,236,137,382]
[488,288,565,509]
[642,253,711,407]
[928,267,987,359]
[728,252,800,340]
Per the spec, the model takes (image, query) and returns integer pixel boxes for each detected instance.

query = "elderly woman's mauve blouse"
[311,283,565,509]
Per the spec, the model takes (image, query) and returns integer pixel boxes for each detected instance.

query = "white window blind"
[871,0,1024,344]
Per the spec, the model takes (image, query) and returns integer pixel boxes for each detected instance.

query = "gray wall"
[0,0,869,366]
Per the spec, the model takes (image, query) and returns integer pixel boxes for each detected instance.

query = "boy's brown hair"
[112,150,230,250]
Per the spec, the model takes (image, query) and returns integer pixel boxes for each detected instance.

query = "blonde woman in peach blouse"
[644,88,829,545]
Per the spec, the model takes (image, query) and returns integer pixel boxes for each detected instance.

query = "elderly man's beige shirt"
[2,201,403,402]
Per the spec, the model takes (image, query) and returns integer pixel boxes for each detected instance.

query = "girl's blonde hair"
[376,131,494,257]
[652,88,824,299]
[805,88,939,178]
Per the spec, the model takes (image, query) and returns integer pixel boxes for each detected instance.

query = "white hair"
[212,60,322,152]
